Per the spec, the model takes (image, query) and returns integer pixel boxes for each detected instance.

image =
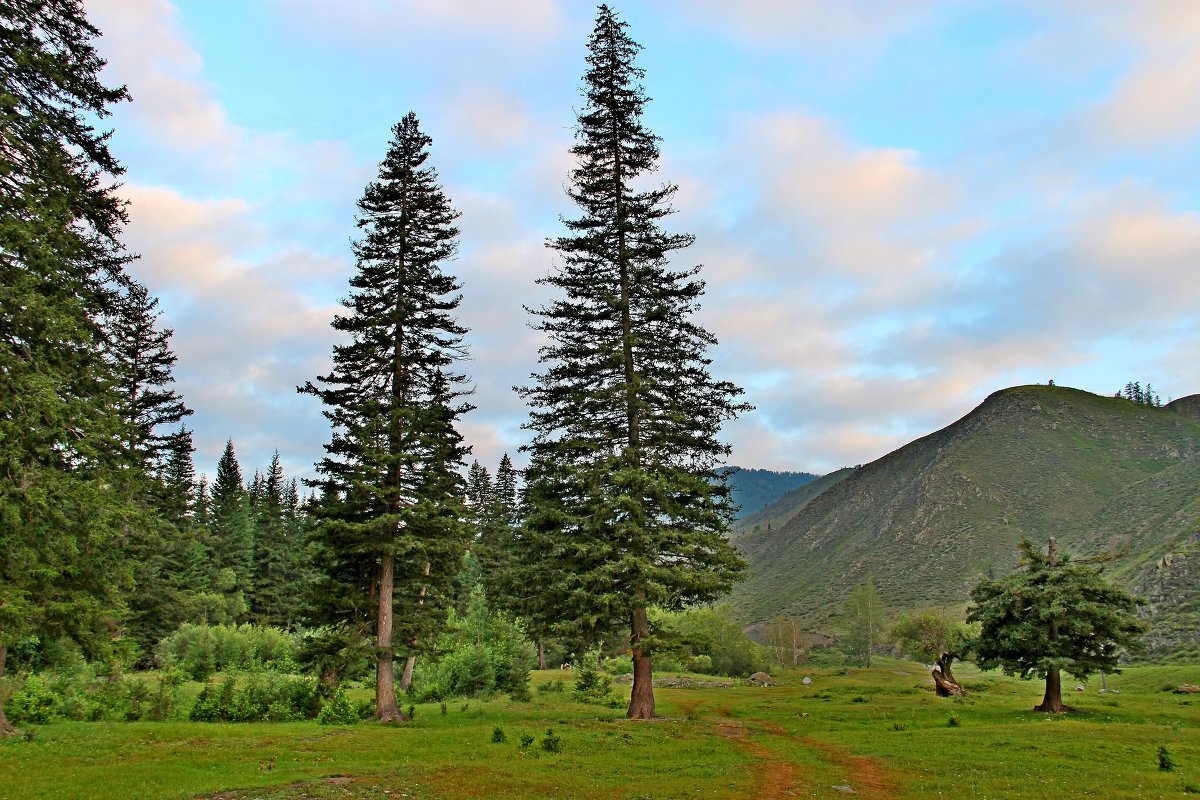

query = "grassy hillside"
[723,467,819,521]
[728,385,1200,656]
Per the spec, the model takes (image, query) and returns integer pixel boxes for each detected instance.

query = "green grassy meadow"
[2,662,1198,800]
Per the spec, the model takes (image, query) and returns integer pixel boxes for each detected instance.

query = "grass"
[2,662,1198,799]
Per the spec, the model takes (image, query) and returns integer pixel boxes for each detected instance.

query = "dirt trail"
[717,721,801,800]
[717,719,898,800]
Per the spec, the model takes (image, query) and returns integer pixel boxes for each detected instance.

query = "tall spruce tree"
[209,439,254,607]
[105,279,192,475]
[300,113,471,723]
[518,5,748,719]
[0,0,140,734]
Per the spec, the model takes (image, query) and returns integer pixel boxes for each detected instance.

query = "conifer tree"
[0,0,138,734]
[301,113,471,723]
[968,538,1146,712]
[251,451,291,627]
[209,440,254,603]
[518,5,747,719]
[105,279,192,474]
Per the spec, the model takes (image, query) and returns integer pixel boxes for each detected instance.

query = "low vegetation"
[2,663,1197,799]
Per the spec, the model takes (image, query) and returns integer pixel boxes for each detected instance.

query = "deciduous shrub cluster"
[157,624,299,680]
[189,674,322,722]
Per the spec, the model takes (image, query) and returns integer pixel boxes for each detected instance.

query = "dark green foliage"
[1157,745,1176,772]
[1,0,144,728]
[517,3,747,718]
[968,538,1147,710]
[540,728,562,753]
[9,669,183,723]
[491,726,507,743]
[209,440,255,600]
[537,680,565,695]
[300,112,470,721]
[520,732,535,748]
[947,713,961,727]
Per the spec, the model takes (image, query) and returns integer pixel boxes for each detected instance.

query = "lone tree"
[888,608,975,697]
[301,113,470,723]
[519,5,748,719]
[967,538,1146,713]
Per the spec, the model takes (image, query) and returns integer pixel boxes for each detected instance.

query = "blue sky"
[88,0,1200,483]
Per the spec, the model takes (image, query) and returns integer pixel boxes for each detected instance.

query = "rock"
[831,786,857,794]
[748,672,773,685]
[802,676,812,685]
[1075,685,1085,691]
[1174,684,1200,694]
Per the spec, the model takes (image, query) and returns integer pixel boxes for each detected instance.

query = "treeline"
[1116,380,1163,407]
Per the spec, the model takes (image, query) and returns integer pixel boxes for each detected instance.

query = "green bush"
[411,585,535,701]
[572,652,616,705]
[8,675,56,724]
[157,623,298,680]
[604,655,633,675]
[189,674,321,722]
[537,679,565,695]
[491,726,507,743]
[686,655,714,674]
[317,688,359,726]
[540,728,562,753]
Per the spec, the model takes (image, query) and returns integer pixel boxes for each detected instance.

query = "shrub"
[157,623,298,679]
[947,714,961,728]
[1158,745,1175,772]
[190,674,321,722]
[491,726,507,743]
[520,733,534,748]
[540,728,562,753]
[317,689,359,726]
[603,655,633,676]
[572,652,616,706]
[8,675,56,724]
[537,680,565,695]
[686,655,714,675]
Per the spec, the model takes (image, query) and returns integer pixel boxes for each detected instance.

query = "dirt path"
[716,718,898,800]
[717,721,801,799]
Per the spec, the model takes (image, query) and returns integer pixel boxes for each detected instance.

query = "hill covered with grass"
[729,385,1200,658]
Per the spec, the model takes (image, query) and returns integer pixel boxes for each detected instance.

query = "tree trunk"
[934,653,967,697]
[538,640,547,671]
[1035,666,1066,712]
[399,655,416,692]
[0,646,16,736]
[627,606,655,719]
[374,553,407,722]
[932,653,966,697]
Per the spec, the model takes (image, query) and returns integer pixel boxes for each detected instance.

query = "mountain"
[722,467,819,521]
[728,385,1200,658]
[734,468,853,533]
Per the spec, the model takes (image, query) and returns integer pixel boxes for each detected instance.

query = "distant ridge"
[729,385,1200,658]
[722,467,818,521]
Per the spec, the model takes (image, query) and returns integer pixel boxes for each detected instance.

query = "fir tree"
[105,279,192,474]
[160,424,197,524]
[967,538,1146,712]
[300,113,471,723]
[250,451,291,627]
[209,439,254,603]
[0,0,138,735]
[518,5,748,719]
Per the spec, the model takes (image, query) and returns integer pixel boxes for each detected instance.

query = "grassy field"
[1,661,1198,800]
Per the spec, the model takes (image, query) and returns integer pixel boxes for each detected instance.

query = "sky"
[85,0,1200,484]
